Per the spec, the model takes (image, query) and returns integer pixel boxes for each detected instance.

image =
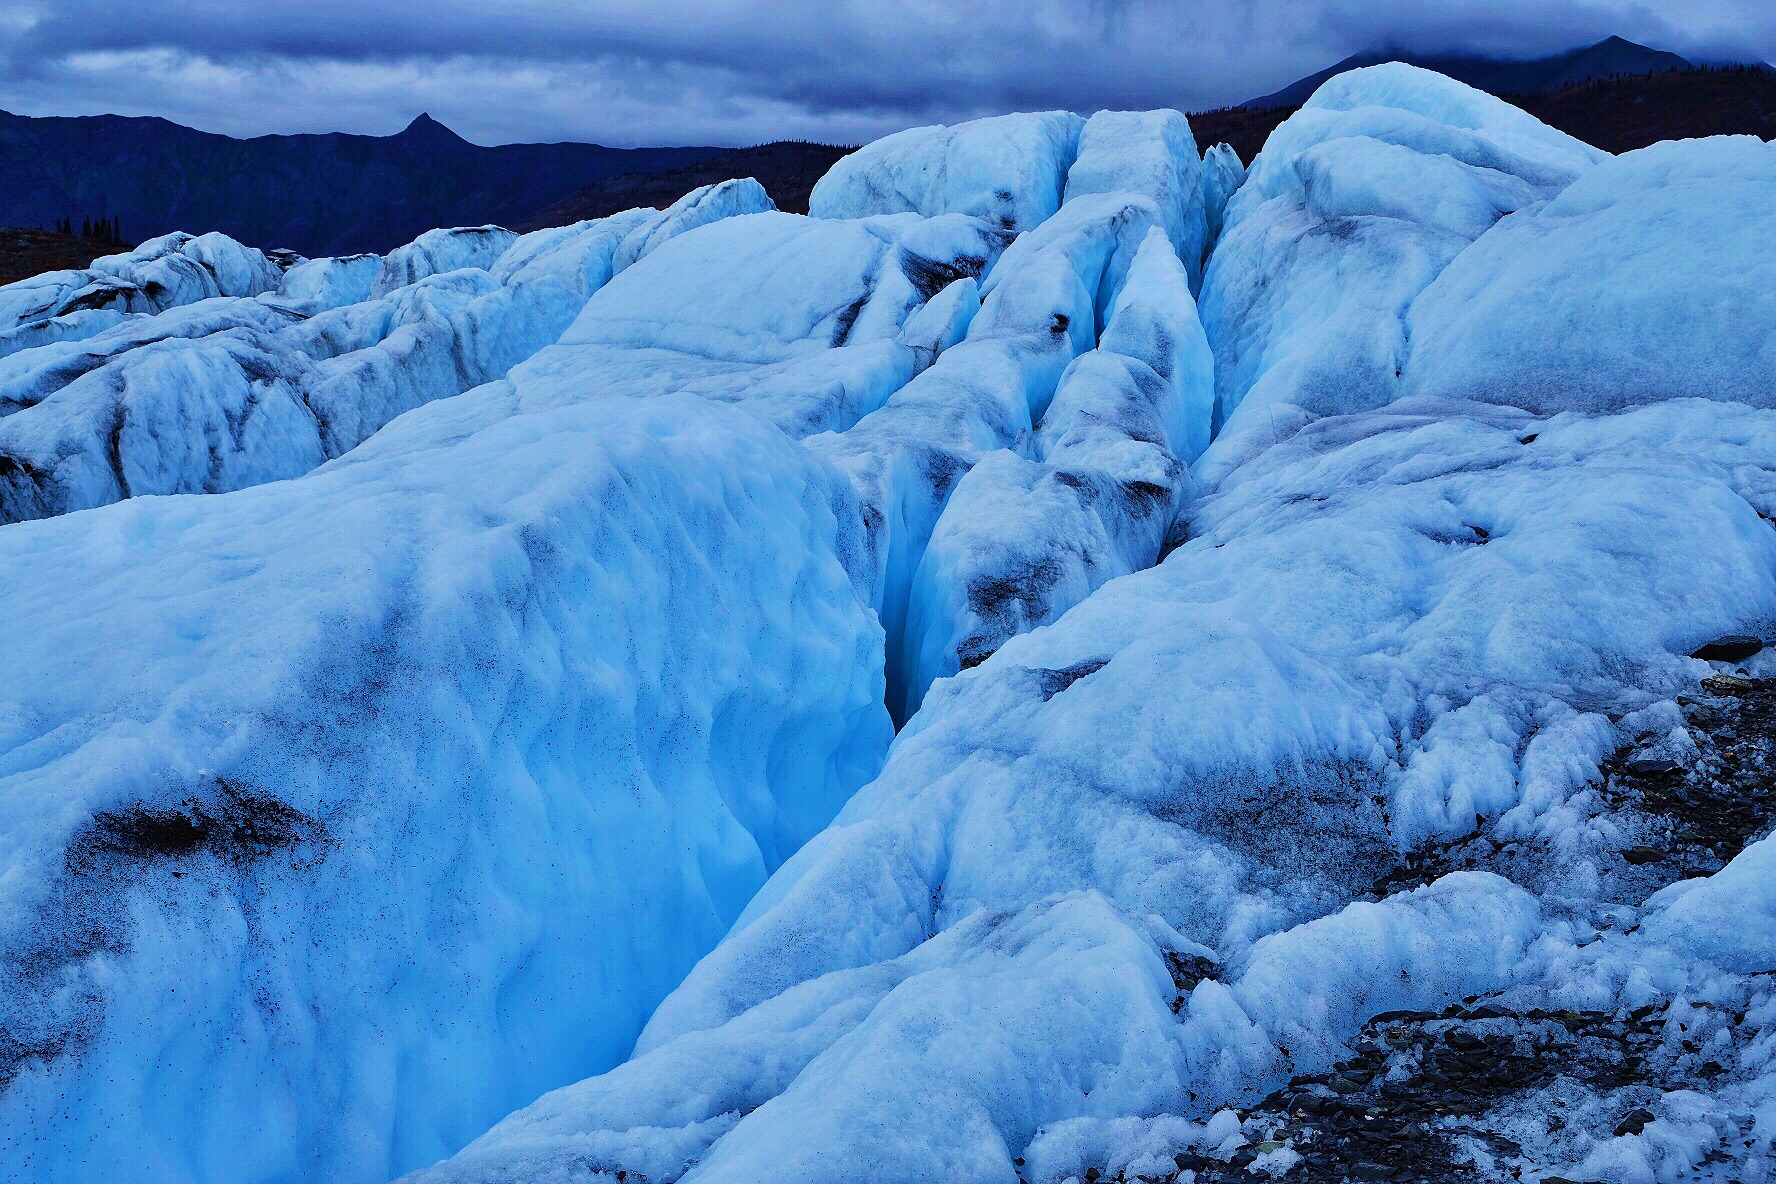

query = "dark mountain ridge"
[0,110,722,256]
[514,141,856,229]
[1244,35,1697,108]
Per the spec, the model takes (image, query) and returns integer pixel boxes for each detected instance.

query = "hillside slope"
[1513,63,1776,152]
[0,226,128,286]
[1194,64,1776,164]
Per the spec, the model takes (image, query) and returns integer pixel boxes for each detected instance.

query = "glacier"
[1,62,1775,1184]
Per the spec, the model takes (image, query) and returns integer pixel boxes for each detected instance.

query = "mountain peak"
[398,112,466,143]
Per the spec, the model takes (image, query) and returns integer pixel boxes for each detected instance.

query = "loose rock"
[1691,635,1763,662]
[1703,673,1757,695]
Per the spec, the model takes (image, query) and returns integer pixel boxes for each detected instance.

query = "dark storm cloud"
[0,0,1768,145]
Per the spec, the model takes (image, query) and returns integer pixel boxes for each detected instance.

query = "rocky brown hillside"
[0,227,129,287]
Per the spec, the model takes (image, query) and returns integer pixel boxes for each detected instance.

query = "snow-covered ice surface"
[8,64,1776,1184]
[1196,63,1603,470]
[0,388,892,1183]
[811,111,1085,232]
[1401,135,1776,414]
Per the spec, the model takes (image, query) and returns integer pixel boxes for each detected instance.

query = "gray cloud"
[0,0,1769,146]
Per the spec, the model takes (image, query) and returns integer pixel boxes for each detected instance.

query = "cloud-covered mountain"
[1244,35,1695,108]
[5,0,1774,145]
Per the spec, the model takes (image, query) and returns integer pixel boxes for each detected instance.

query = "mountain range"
[0,35,1769,270]
[0,110,721,255]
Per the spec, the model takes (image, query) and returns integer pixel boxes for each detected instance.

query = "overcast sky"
[0,0,1769,147]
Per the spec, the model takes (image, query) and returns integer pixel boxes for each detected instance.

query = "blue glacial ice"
[0,62,1774,1184]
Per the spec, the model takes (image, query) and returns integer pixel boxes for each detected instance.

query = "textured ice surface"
[467,208,1011,443]
[0,390,891,1184]
[270,252,382,313]
[808,190,1165,720]
[492,178,773,301]
[1062,109,1207,288]
[0,306,125,359]
[0,271,554,522]
[1199,142,1246,259]
[373,225,519,296]
[810,111,1085,232]
[0,231,283,329]
[0,297,323,521]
